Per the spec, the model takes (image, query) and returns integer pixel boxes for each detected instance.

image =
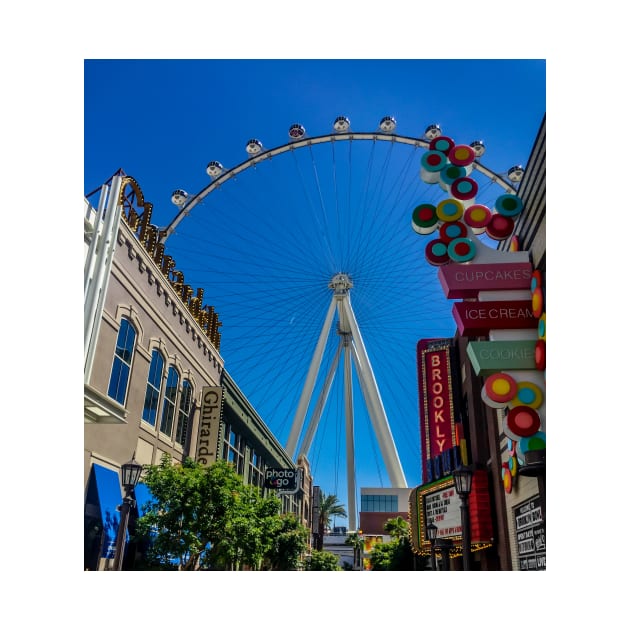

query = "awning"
[134,482,154,517]
[92,464,123,559]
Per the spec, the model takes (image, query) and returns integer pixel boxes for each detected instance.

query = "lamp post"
[112,453,143,571]
[433,538,453,571]
[453,465,473,571]
[426,522,438,570]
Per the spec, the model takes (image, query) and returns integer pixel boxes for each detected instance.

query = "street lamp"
[112,453,143,571]
[453,465,474,571]
[426,522,438,570]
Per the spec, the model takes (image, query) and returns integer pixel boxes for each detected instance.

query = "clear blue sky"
[85,59,546,528]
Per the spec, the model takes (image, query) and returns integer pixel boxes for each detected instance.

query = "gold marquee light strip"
[118,176,222,350]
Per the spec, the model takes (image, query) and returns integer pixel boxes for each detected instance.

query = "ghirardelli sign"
[195,386,223,467]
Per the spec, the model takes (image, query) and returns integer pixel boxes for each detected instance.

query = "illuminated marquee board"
[417,339,462,483]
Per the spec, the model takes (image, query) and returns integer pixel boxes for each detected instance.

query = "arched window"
[142,349,164,426]
[175,380,193,446]
[159,366,180,437]
[107,317,136,405]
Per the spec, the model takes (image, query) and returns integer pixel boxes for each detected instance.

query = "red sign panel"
[452,300,538,336]
[438,262,533,298]
[417,340,457,482]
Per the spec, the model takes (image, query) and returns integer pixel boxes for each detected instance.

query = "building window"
[248,449,265,488]
[223,425,245,475]
[159,366,180,437]
[142,349,164,426]
[107,317,136,405]
[360,494,398,512]
[175,380,193,446]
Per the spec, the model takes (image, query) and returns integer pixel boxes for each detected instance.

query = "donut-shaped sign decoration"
[509,235,520,251]
[485,213,515,240]
[484,372,518,404]
[506,405,541,438]
[450,177,478,201]
[448,144,476,167]
[425,239,450,266]
[538,313,546,341]
[439,220,467,242]
[494,194,524,217]
[501,463,513,493]
[508,455,518,476]
[511,381,544,409]
[535,339,546,371]
[411,203,439,234]
[436,198,464,223]
[439,164,467,191]
[429,135,455,155]
[530,270,542,293]
[447,237,476,262]
[519,431,546,454]
[463,204,492,232]
[532,287,544,318]
[420,150,448,183]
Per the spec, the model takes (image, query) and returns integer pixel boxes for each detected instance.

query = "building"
[84,174,313,570]
[409,115,546,570]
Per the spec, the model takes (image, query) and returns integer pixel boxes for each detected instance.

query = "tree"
[383,515,410,541]
[315,492,347,551]
[134,456,282,570]
[305,549,342,571]
[345,531,364,569]
[265,513,310,571]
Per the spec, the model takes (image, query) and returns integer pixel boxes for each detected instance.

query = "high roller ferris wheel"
[159,116,522,530]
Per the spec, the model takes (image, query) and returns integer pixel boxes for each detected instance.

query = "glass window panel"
[142,350,163,426]
[175,380,193,445]
[160,367,179,436]
[107,317,136,405]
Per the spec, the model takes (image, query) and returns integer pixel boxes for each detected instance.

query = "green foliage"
[315,492,347,551]
[134,456,284,570]
[265,513,310,571]
[304,549,342,571]
[383,515,410,541]
[367,517,430,571]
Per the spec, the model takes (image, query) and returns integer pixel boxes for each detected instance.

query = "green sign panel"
[467,340,537,376]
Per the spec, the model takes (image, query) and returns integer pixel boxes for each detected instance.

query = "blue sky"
[85,59,546,528]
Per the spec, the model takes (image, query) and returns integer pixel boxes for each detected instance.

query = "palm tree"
[383,516,410,542]
[345,531,364,570]
[316,493,347,550]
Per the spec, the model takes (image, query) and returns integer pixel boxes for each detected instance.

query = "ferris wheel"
[160,116,522,529]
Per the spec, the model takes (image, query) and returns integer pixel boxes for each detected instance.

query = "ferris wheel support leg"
[341,297,407,488]
[343,343,357,532]
[299,340,343,459]
[286,295,337,458]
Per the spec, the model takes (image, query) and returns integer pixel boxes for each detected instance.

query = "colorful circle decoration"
[512,381,543,409]
[535,339,546,371]
[439,220,467,242]
[448,144,476,167]
[519,431,546,453]
[486,213,515,240]
[532,286,544,318]
[509,235,520,251]
[447,237,476,262]
[430,135,455,155]
[484,372,518,404]
[508,455,518,476]
[420,151,449,183]
[538,312,546,340]
[436,198,464,222]
[506,406,541,438]
[411,203,439,234]
[439,164,467,190]
[530,269,542,293]
[464,204,492,232]
[425,239,450,266]
[494,194,524,217]
[501,463,513,493]
[450,177,478,201]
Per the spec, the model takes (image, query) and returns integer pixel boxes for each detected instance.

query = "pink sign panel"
[438,262,533,298]
[452,300,538,336]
